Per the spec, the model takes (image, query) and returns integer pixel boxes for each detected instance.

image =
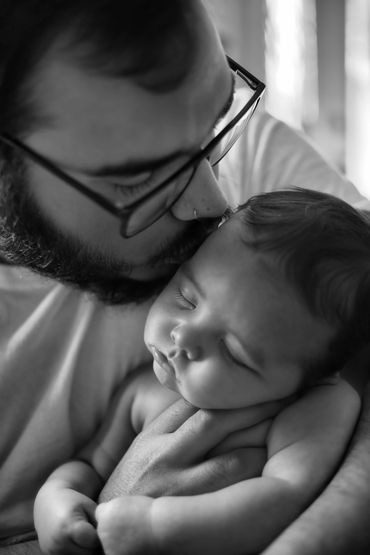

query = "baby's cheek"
[143,307,159,344]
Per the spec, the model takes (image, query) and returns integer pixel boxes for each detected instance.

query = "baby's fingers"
[71,520,100,551]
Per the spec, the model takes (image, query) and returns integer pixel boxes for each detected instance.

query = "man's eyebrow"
[69,73,235,179]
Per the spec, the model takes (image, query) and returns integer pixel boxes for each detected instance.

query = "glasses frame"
[0,56,265,237]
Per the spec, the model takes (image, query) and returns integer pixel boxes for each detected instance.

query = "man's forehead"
[28,48,231,171]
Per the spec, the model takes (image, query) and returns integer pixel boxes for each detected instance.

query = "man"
[0,1,368,553]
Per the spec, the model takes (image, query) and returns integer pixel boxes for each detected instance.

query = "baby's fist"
[96,496,157,555]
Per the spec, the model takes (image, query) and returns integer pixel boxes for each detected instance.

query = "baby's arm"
[96,379,360,555]
[34,460,102,555]
[34,369,150,555]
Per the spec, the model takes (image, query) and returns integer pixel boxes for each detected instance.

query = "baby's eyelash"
[220,340,245,369]
[175,288,196,309]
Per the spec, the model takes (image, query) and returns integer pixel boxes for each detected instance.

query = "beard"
[0,155,217,305]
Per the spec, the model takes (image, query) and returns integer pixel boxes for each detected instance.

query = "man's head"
[0,0,232,303]
[144,188,370,409]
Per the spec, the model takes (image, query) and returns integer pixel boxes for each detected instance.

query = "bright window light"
[345,0,370,197]
[265,0,318,129]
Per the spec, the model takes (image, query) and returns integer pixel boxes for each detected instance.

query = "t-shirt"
[0,106,368,541]
[0,271,152,540]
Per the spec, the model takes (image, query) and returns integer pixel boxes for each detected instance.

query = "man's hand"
[99,397,283,502]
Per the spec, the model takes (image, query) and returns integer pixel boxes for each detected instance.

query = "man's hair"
[0,0,199,136]
[238,187,370,382]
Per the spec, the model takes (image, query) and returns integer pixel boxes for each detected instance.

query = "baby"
[34,188,368,555]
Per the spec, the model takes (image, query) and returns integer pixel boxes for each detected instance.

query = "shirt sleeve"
[219,89,370,211]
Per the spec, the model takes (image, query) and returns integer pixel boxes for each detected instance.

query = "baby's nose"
[170,325,201,361]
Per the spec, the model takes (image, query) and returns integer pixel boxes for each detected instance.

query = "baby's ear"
[218,206,235,228]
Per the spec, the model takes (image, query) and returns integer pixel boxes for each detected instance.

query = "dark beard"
[0,156,217,304]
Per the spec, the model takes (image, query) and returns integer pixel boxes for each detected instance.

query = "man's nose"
[170,159,228,221]
[169,323,201,361]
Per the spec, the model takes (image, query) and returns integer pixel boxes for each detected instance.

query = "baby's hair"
[237,187,370,380]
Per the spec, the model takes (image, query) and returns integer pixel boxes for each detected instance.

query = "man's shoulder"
[221,101,370,210]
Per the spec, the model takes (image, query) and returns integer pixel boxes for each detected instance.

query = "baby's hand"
[96,496,156,555]
[34,487,100,555]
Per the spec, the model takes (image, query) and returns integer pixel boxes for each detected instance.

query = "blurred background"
[205,0,370,199]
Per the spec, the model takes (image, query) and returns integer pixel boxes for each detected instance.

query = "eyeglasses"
[0,56,265,237]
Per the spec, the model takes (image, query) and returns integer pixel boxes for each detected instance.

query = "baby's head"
[145,188,370,409]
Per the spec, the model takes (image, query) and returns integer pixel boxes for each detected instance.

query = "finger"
[171,401,283,460]
[141,397,198,435]
[170,447,267,495]
[71,521,100,550]
[207,419,273,457]
[199,447,267,489]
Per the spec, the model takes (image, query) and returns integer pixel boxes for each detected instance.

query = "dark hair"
[0,0,199,136]
[238,187,370,381]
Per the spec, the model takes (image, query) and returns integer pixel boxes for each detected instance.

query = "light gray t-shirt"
[0,105,368,541]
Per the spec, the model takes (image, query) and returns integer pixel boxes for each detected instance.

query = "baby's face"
[144,215,335,409]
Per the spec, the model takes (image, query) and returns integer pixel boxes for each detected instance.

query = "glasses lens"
[123,65,263,237]
[208,95,260,167]
[124,165,196,236]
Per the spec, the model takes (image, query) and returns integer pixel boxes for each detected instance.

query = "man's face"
[144,216,335,409]
[13,8,232,302]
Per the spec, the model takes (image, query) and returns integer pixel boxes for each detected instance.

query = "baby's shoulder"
[302,377,360,413]
[279,376,359,422]
[268,378,360,456]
